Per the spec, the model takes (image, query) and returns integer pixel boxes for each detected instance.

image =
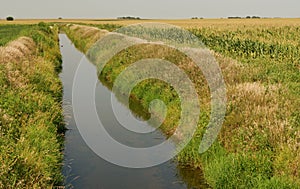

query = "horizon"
[2,16,300,20]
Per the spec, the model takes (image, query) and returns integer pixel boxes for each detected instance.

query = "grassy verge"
[64,24,299,188]
[0,25,34,46]
[191,26,299,188]
[62,24,109,53]
[0,23,64,188]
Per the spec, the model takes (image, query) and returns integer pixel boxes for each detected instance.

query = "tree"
[6,16,14,21]
[117,16,141,20]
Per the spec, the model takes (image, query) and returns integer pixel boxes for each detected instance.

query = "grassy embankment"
[64,22,299,188]
[0,23,64,188]
[188,25,299,188]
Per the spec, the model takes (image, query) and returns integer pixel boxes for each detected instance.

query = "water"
[59,34,208,189]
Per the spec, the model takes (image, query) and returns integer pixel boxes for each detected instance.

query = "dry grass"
[214,52,245,85]
[67,24,108,52]
[70,24,108,42]
[1,18,300,28]
[222,81,299,162]
[0,25,64,188]
[0,37,36,88]
[0,37,36,63]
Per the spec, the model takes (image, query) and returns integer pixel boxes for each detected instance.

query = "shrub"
[6,16,14,21]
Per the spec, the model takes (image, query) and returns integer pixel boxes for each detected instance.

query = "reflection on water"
[177,166,210,189]
[59,34,209,189]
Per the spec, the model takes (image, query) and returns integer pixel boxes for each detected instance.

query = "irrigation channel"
[59,34,208,189]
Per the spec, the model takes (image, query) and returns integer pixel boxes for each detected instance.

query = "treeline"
[191,17,204,19]
[117,16,141,20]
[228,16,261,19]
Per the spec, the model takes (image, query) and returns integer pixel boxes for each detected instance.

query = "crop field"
[0,18,299,188]
[1,18,300,27]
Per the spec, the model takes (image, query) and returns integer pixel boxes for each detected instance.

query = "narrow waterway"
[59,34,208,189]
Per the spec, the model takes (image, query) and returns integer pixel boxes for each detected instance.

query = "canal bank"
[59,34,208,188]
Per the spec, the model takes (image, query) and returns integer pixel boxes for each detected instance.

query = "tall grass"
[64,24,299,188]
[63,24,108,53]
[0,23,64,188]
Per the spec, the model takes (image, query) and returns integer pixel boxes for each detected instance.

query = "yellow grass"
[0,37,36,63]
[69,24,108,42]
[1,18,300,28]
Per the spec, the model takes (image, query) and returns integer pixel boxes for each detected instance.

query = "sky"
[1,0,299,19]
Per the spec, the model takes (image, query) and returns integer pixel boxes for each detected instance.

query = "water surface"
[59,34,208,189]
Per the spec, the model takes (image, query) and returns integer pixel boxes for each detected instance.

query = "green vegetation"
[92,23,122,32]
[0,25,33,46]
[65,23,299,188]
[0,23,63,188]
[6,16,14,21]
[1,19,298,189]
[187,26,300,188]
[63,24,109,53]
[117,16,141,20]
[0,23,62,72]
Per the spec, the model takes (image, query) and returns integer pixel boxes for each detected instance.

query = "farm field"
[63,19,300,188]
[1,18,300,27]
[0,18,299,188]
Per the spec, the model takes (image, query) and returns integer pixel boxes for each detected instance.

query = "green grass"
[76,23,122,32]
[190,26,300,188]
[0,25,34,46]
[0,23,64,188]
[64,24,300,188]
